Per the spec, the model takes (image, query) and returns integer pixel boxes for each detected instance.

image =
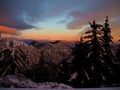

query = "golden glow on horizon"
[15,29,80,41]
[0,26,119,42]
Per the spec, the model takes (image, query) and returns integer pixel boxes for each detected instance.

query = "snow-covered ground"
[0,74,73,89]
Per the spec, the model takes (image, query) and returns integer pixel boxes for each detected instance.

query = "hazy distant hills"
[22,39,76,48]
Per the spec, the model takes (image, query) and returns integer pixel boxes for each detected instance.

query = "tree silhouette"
[101,17,118,84]
[56,60,71,84]
[116,40,120,62]
[115,40,120,84]
[70,37,90,87]
[102,16,115,63]
[70,17,120,88]
[83,20,106,87]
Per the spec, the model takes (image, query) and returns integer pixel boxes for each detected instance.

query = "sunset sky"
[0,0,120,41]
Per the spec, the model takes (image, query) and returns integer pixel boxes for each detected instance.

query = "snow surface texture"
[0,74,73,89]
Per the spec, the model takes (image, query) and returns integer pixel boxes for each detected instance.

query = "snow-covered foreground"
[0,74,73,89]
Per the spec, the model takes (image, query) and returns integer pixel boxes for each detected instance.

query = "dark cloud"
[0,0,91,30]
[0,0,120,31]
[0,0,45,30]
[67,0,120,30]
[0,16,35,30]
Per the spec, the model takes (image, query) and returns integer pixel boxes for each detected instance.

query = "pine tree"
[70,17,120,88]
[116,40,120,62]
[57,60,71,84]
[83,20,106,87]
[70,37,89,87]
[102,16,115,63]
[101,17,119,85]
[115,40,120,84]
[70,20,104,87]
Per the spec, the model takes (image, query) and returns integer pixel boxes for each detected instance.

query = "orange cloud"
[0,25,19,35]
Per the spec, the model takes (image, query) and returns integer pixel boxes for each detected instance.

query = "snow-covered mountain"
[0,38,40,76]
[0,38,73,82]
[37,40,73,64]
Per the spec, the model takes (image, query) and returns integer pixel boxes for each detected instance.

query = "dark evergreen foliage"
[115,40,120,84]
[57,60,71,84]
[116,41,120,62]
[70,17,120,88]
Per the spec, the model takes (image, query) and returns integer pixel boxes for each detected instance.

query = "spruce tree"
[71,17,120,87]
[116,40,120,62]
[83,20,105,87]
[115,40,120,84]
[70,37,89,87]
[70,20,104,87]
[57,60,71,84]
[102,16,115,63]
[101,17,118,85]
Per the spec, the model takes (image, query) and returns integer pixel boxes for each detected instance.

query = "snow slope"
[0,74,73,89]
